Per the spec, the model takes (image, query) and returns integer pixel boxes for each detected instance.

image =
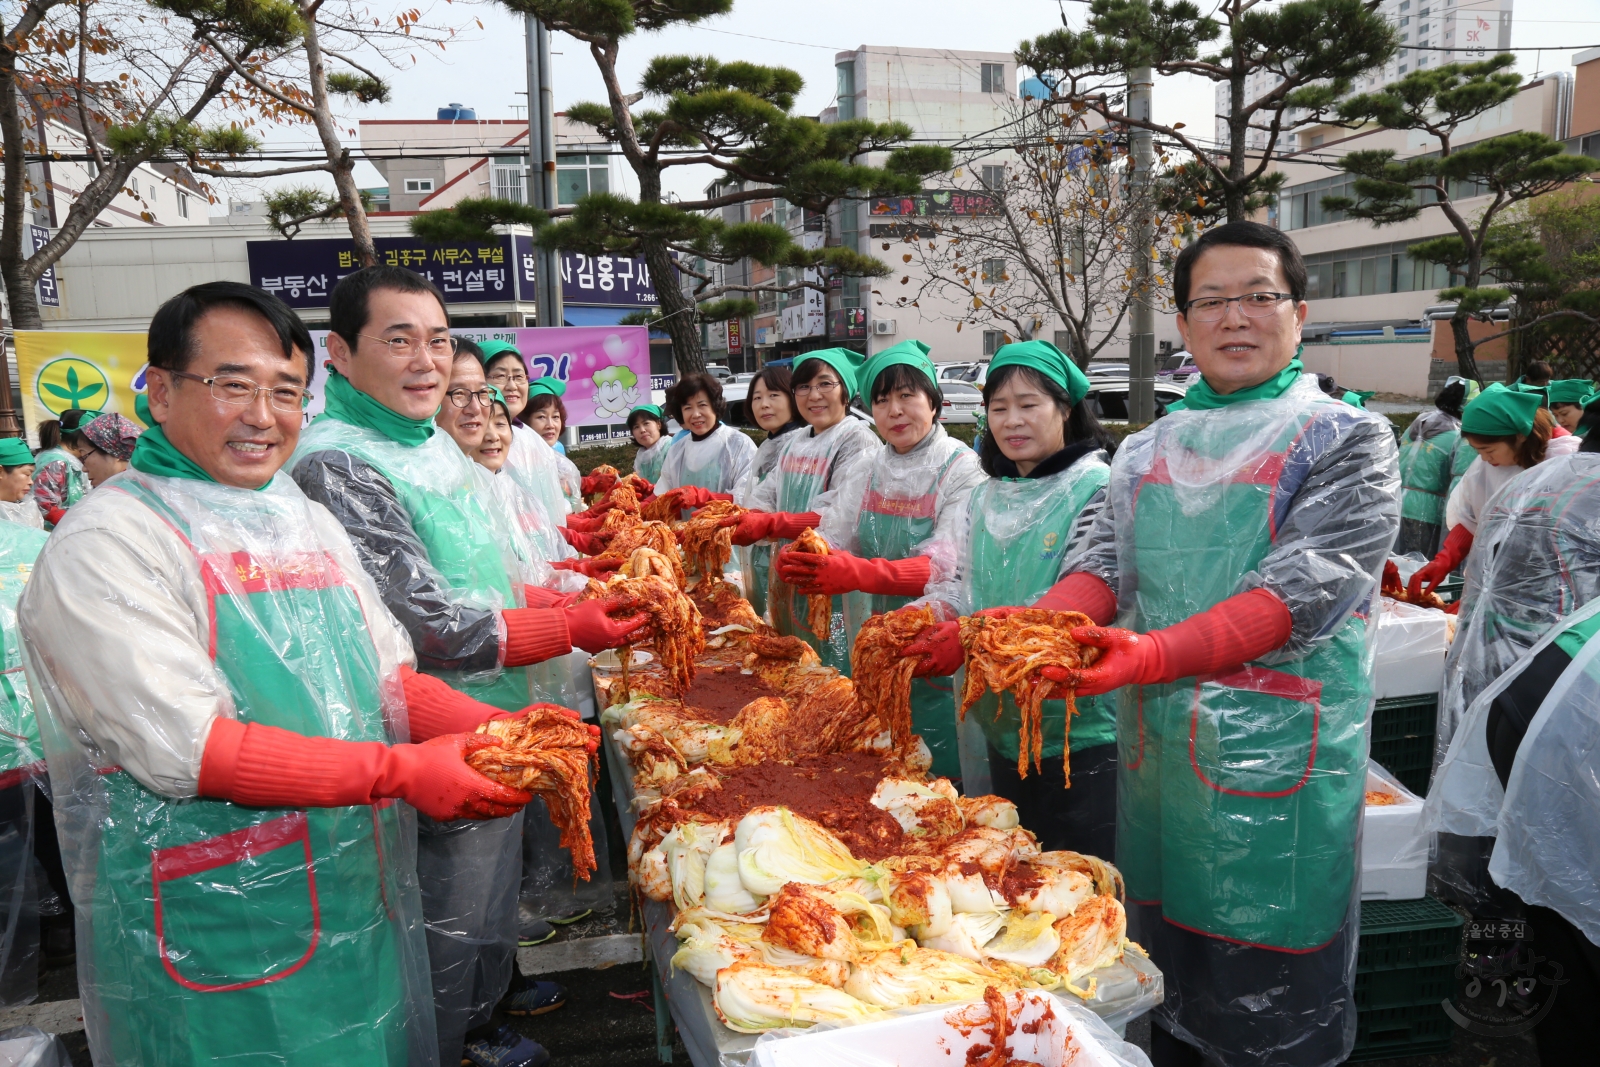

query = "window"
[1398,0,1408,9]
[1418,22,1429,33]
[404,178,435,194]
[981,258,1007,283]
[491,156,526,203]
[129,176,139,196]
[1399,15,1409,25]
[177,191,189,218]
[981,164,1006,191]
[982,330,1006,356]
[981,63,1006,93]
[1398,63,1409,73]
[1053,330,1077,358]
[556,154,609,205]
[836,62,856,120]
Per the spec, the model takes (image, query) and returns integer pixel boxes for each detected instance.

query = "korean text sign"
[247,236,515,309]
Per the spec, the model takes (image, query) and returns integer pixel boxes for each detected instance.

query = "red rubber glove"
[501,608,574,667]
[674,486,732,510]
[1041,587,1293,696]
[1409,524,1473,598]
[581,470,618,497]
[551,557,623,578]
[523,585,578,610]
[629,475,655,496]
[1033,571,1119,626]
[44,506,66,526]
[559,527,606,555]
[904,621,964,677]
[400,665,510,742]
[776,547,931,598]
[564,511,612,533]
[565,595,652,653]
[198,717,532,821]
[723,511,821,546]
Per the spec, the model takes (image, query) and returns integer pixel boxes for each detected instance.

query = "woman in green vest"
[30,408,96,527]
[902,340,1119,851]
[733,367,804,616]
[773,340,984,781]
[733,349,880,670]
[1396,378,1467,556]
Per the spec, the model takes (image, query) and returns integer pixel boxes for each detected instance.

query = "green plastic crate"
[1354,961,1457,1011]
[1349,1002,1455,1061]
[1370,736,1434,797]
[1357,897,1464,971]
[1371,694,1438,744]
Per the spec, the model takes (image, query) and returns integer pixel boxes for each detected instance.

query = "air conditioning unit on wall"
[872,319,897,336]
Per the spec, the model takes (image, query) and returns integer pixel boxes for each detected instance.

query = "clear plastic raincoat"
[923,447,1115,772]
[817,424,984,777]
[1429,595,1600,942]
[0,519,47,1007]
[733,426,802,617]
[30,448,88,525]
[632,435,673,485]
[1069,372,1399,1067]
[18,469,436,1067]
[654,422,756,518]
[553,449,584,513]
[1396,408,1460,556]
[0,499,43,530]
[505,425,574,534]
[746,414,880,671]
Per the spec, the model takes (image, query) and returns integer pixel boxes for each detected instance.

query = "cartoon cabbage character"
[591,363,642,419]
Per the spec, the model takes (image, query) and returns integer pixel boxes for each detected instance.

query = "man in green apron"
[19,281,549,1066]
[1019,223,1400,1067]
[291,267,643,1067]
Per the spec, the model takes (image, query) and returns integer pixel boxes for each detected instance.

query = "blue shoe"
[499,979,567,1017]
[462,1025,550,1067]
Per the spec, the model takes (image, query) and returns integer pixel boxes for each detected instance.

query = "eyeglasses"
[1182,292,1294,321]
[445,387,493,409]
[360,333,458,358]
[485,368,529,387]
[794,378,843,397]
[169,370,311,412]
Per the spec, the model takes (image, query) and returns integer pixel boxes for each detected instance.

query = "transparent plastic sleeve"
[0,1026,73,1067]
[655,422,757,498]
[19,469,437,1067]
[554,451,585,512]
[505,425,574,523]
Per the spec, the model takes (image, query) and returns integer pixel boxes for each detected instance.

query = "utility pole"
[1126,66,1156,425]
[525,15,562,329]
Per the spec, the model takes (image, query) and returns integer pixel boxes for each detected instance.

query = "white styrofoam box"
[1361,760,1431,901]
[1372,599,1451,699]
[751,989,1132,1067]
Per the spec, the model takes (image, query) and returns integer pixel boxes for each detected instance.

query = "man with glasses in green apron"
[291,268,644,1067]
[1017,223,1400,1067]
[18,281,550,1066]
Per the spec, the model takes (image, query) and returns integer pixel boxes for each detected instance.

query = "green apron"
[0,523,47,788]
[1399,426,1458,528]
[295,420,532,712]
[963,456,1116,769]
[843,450,965,778]
[634,437,671,485]
[767,440,871,676]
[1116,402,1370,951]
[91,476,423,1066]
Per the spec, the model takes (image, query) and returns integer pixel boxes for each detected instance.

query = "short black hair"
[1434,381,1467,419]
[1174,221,1307,311]
[1523,360,1554,387]
[2,463,33,473]
[627,408,666,433]
[59,408,98,441]
[868,361,942,411]
[751,365,792,396]
[147,281,314,377]
[667,372,726,425]
[526,392,567,430]
[328,266,449,352]
[978,363,1116,476]
[453,337,484,364]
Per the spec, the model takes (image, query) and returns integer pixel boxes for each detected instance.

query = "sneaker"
[546,908,592,926]
[499,979,567,1017]
[518,917,556,947]
[461,1025,550,1067]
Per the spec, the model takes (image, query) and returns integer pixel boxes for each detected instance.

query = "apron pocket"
[1188,667,1320,798]
[152,811,320,992]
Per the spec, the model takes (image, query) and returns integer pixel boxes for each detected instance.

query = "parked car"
[1157,351,1199,384]
[705,364,734,380]
[939,381,983,424]
[937,362,988,386]
[1086,361,1129,377]
[722,372,756,425]
[1082,376,1189,424]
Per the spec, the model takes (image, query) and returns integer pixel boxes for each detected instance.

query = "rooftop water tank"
[437,103,476,120]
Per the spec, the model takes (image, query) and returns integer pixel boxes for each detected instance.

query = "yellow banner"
[13,331,147,446]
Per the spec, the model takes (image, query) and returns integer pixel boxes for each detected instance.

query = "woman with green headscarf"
[1396,378,1468,556]
[898,340,1122,851]
[729,348,880,671]
[771,340,985,780]
[1546,378,1595,434]
[627,404,673,484]
[1408,383,1580,600]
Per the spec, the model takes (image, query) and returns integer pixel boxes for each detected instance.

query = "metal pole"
[526,15,563,328]
[1127,66,1156,425]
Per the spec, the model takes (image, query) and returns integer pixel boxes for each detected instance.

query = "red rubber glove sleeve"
[522,585,577,610]
[550,557,622,578]
[1408,524,1473,598]
[44,506,66,526]
[1033,571,1118,626]
[779,550,931,598]
[675,486,732,510]
[772,512,822,540]
[1147,587,1293,682]
[400,665,507,742]
[198,718,531,820]
[500,608,573,666]
[559,527,605,554]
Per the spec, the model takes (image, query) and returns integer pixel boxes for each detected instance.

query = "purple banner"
[247,236,515,309]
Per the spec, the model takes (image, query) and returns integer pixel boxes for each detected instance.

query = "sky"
[220,0,1600,209]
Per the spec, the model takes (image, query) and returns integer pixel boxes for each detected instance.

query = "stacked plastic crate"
[1350,898,1464,1060]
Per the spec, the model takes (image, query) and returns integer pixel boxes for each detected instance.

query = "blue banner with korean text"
[246,236,515,309]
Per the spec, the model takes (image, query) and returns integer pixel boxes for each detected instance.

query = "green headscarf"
[1171,359,1304,412]
[1341,389,1376,409]
[1546,379,1594,405]
[793,348,868,399]
[858,340,937,402]
[1515,382,1551,409]
[527,377,567,400]
[0,439,33,467]
[1462,382,1541,437]
[630,403,664,420]
[986,340,1091,405]
[476,339,523,366]
[320,369,437,446]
